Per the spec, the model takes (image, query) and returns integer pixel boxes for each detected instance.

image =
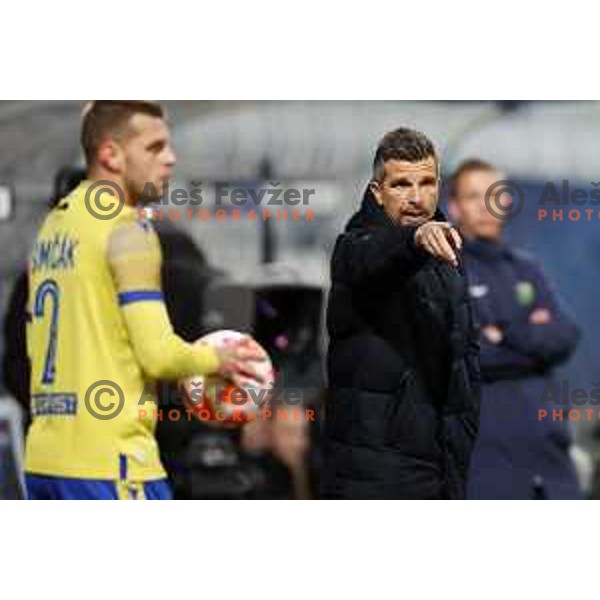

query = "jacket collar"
[463,237,513,260]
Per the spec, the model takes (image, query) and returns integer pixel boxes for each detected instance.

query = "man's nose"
[498,191,513,210]
[409,186,424,206]
[164,146,177,168]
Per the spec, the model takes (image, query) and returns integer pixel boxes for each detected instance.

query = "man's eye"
[393,180,412,188]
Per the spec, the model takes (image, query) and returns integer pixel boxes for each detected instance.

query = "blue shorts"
[25,474,172,500]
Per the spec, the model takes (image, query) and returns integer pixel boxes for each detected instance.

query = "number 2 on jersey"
[34,279,60,385]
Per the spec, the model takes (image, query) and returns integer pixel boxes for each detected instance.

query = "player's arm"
[106,221,259,382]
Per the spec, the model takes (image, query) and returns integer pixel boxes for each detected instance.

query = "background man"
[321,128,480,499]
[448,159,581,499]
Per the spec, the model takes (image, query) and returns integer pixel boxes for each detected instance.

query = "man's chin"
[134,181,167,205]
[477,231,503,242]
[472,224,503,241]
[400,215,429,226]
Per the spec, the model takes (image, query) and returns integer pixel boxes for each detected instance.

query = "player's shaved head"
[81,100,165,166]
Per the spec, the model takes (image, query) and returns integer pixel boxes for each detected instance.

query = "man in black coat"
[321,128,481,499]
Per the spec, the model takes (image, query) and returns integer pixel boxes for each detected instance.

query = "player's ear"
[98,138,124,173]
[370,179,383,206]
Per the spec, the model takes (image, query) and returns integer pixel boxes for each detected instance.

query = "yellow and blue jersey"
[25,181,167,481]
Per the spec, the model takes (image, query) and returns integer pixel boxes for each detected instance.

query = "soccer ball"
[181,330,274,427]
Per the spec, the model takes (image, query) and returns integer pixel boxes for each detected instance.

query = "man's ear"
[370,180,383,206]
[98,139,123,174]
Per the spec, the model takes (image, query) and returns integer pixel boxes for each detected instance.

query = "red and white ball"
[181,330,274,427]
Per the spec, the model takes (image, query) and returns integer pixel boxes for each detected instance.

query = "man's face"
[449,169,505,241]
[117,113,176,202]
[371,157,439,226]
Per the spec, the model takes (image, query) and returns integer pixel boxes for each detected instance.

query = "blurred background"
[1,100,599,499]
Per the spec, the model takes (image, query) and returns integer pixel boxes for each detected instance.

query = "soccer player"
[25,101,262,500]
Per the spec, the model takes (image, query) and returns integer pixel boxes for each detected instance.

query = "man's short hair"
[448,159,499,199]
[372,127,438,182]
[81,100,164,166]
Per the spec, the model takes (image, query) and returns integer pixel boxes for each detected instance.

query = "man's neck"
[86,168,136,207]
[462,231,503,244]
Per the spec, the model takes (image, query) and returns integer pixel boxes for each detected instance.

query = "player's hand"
[270,418,310,471]
[482,325,504,344]
[213,336,267,388]
[414,221,462,267]
[530,308,552,325]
